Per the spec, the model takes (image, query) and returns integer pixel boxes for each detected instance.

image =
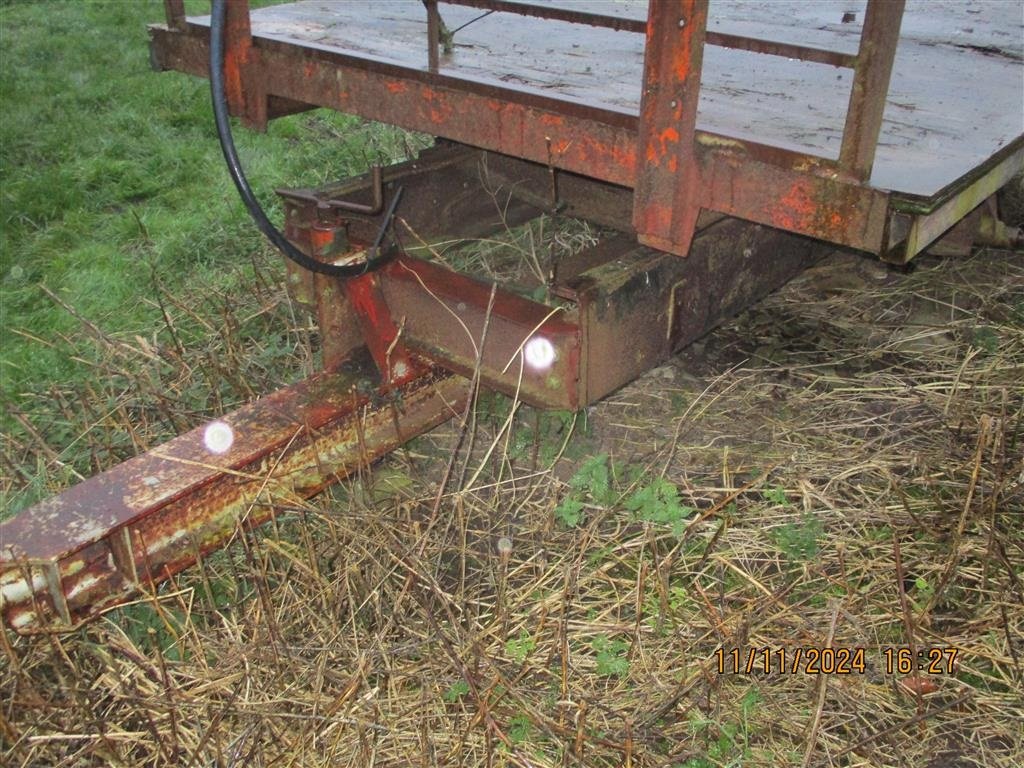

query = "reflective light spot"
[523,336,556,371]
[203,421,234,455]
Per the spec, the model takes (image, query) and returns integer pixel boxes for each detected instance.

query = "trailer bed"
[187,0,1023,198]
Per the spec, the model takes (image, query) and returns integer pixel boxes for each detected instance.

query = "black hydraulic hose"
[209,0,383,276]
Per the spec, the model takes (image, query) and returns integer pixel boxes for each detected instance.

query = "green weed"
[910,574,935,613]
[570,452,611,501]
[555,497,586,527]
[761,485,789,505]
[555,452,611,527]
[506,713,535,744]
[504,628,536,663]
[625,476,694,537]
[510,407,587,466]
[443,679,470,702]
[644,584,694,635]
[772,512,824,562]
[116,602,188,663]
[680,688,761,767]
[864,524,894,541]
[591,635,630,678]
[970,325,999,354]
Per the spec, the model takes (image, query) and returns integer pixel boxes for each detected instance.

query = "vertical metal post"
[426,0,441,73]
[308,223,362,371]
[839,0,905,182]
[632,0,709,257]
[223,0,267,129]
[281,205,365,370]
[164,0,187,31]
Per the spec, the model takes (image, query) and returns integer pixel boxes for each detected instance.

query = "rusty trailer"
[2,0,1022,630]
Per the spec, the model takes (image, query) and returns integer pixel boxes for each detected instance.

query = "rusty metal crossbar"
[0,358,467,631]
[441,1,857,67]
[440,0,892,171]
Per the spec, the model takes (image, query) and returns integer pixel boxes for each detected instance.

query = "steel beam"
[0,358,467,631]
[378,257,583,410]
[572,218,824,404]
[222,0,268,128]
[889,140,1024,262]
[163,0,186,32]
[375,230,829,411]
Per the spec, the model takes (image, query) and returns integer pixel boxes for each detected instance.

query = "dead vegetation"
[1,234,1023,767]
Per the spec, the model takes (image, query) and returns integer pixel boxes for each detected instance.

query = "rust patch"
[775,180,816,232]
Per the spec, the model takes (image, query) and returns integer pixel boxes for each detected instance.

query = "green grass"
[0,0,417,399]
[0,1,425,514]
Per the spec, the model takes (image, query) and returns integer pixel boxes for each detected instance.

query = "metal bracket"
[343,272,420,385]
[277,166,386,217]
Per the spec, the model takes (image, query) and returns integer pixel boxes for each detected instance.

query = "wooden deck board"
[192,0,1023,198]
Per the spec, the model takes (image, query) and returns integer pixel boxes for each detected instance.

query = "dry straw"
[2,226,1022,767]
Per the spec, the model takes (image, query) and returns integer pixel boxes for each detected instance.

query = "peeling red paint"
[776,181,815,231]
[415,85,454,125]
[309,227,335,253]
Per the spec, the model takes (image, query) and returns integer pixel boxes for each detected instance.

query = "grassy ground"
[0,0,421,514]
[2,2,1023,768]
[3,242,1021,767]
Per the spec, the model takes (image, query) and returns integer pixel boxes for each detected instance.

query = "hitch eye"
[524,336,556,371]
